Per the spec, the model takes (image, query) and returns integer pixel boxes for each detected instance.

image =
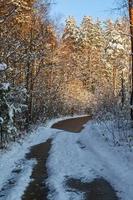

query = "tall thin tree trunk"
[25,61,31,129]
[128,0,133,120]
[121,70,125,108]
[113,66,117,96]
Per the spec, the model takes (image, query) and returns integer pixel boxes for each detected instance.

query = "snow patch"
[0,83,10,90]
[0,63,7,71]
[2,160,36,200]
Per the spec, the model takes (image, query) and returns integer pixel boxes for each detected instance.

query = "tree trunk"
[113,67,117,96]
[128,0,133,120]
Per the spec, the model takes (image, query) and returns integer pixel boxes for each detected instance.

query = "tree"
[80,17,106,93]
[128,0,133,120]
[104,19,129,98]
[0,0,59,145]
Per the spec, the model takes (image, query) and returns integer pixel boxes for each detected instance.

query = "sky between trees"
[51,0,119,24]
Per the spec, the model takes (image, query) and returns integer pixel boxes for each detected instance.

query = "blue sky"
[51,0,119,24]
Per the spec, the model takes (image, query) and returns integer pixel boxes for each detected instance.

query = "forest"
[1,1,133,200]
[0,0,132,148]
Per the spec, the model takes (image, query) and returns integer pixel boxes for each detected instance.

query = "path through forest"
[22,115,119,200]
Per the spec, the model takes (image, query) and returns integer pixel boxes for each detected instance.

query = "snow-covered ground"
[0,116,133,200]
[46,121,133,200]
[0,126,56,200]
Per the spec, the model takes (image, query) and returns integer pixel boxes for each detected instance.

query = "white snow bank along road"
[46,121,133,200]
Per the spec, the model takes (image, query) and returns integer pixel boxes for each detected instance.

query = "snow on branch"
[0,82,10,90]
[0,63,7,71]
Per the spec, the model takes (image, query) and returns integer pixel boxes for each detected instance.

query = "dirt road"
[52,116,91,132]
[22,115,119,200]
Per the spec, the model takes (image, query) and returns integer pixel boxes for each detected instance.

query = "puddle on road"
[67,178,119,200]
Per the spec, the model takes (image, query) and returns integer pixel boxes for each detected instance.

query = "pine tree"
[104,19,129,98]
[79,17,106,93]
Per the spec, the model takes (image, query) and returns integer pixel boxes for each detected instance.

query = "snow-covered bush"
[93,87,131,146]
[0,83,16,147]
[10,86,27,131]
[0,67,27,147]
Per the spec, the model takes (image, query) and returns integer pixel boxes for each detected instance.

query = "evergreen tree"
[104,19,129,98]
